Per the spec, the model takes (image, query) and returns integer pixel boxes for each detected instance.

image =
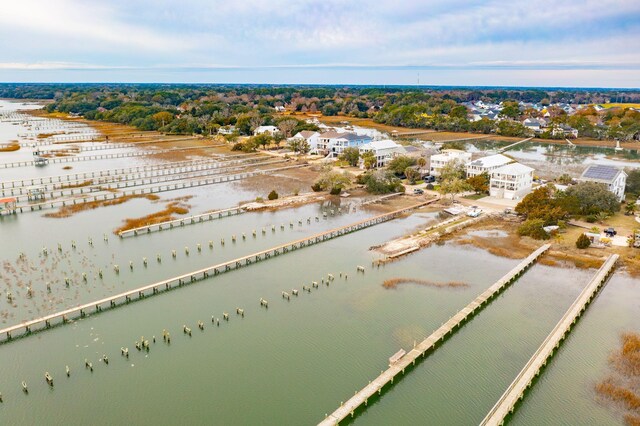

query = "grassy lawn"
[596,103,640,109]
[463,193,487,200]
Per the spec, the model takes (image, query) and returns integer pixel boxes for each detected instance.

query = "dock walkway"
[319,244,551,425]
[498,137,533,153]
[0,201,429,343]
[479,253,618,426]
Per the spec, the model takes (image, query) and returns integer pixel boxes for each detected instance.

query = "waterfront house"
[489,162,535,200]
[466,154,513,178]
[292,130,320,152]
[429,149,472,177]
[358,139,404,168]
[578,164,627,202]
[315,131,372,157]
[253,125,279,136]
[551,123,579,138]
[522,118,548,134]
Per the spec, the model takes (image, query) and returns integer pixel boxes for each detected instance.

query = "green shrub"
[267,190,279,200]
[576,233,591,249]
[311,183,323,192]
[329,186,342,195]
[517,219,549,240]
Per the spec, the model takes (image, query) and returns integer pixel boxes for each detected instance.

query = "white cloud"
[0,0,638,85]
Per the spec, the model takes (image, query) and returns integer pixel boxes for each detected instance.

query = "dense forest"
[1,83,638,141]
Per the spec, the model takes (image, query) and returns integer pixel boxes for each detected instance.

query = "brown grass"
[383,278,468,289]
[59,180,93,189]
[114,200,191,234]
[595,381,640,411]
[37,132,61,139]
[625,414,640,426]
[596,332,640,424]
[0,142,20,152]
[44,194,160,218]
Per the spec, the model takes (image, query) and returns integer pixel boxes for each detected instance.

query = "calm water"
[503,141,640,179]
[0,100,637,425]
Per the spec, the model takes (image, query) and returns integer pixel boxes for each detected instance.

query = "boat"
[21,381,28,392]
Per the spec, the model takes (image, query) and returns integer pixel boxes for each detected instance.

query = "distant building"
[489,163,535,200]
[429,149,472,177]
[358,140,404,168]
[551,123,579,138]
[522,118,548,134]
[466,154,513,178]
[253,125,279,136]
[218,125,237,135]
[578,164,627,202]
[315,131,372,157]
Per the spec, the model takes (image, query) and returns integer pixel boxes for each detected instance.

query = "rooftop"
[492,162,535,175]
[361,139,401,150]
[467,154,513,168]
[579,164,626,183]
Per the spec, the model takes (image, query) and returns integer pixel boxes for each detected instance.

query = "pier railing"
[479,253,618,426]
[0,200,427,343]
[319,243,551,425]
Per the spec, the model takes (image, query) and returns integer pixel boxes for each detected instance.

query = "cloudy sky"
[1,0,639,87]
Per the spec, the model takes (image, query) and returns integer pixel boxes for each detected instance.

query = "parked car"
[423,175,436,183]
[413,188,424,195]
[467,207,483,217]
[604,227,617,237]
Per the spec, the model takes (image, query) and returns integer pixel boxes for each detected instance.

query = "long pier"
[10,158,284,205]
[0,144,224,169]
[319,244,551,425]
[479,253,618,426]
[0,154,255,192]
[14,163,304,213]
[118,205,248,237]
[0,200,428,343]
[498,137,533,153]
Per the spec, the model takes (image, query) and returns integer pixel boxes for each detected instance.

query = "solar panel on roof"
[583,165,618,181]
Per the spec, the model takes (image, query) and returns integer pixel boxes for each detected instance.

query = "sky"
[0,0,639,88]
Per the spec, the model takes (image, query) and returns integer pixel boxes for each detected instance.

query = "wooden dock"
[14,163,303,213]
[319,244,551,426]
[0,144,225,169]
[498,137,533,153]
[9,158,284,205]
[118,205,248,237]
[479,253,618,426]
[0,154,256,192]
[0,200,429,343]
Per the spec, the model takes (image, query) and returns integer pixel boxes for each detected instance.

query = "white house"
[489,162,535,200]
[292,130,320,152]
[578,164,627,202]
[358,140,404,169]
[466,154,513,178]
[429,149,472,177]
[315,131,373,157]
[253,125,279,136]
[218,125,237,135]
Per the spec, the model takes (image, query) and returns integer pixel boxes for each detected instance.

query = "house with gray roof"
[578,164,627,201]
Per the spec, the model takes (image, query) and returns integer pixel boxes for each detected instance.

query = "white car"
[467,208,483,217]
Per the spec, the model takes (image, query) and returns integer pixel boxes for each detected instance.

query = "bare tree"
[249,114,263,133]
[277,119,298,138]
